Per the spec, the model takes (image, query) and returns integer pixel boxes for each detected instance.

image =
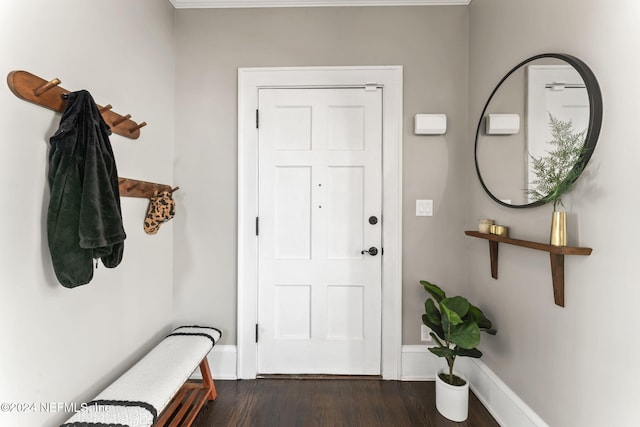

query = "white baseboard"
[191,345,237,380]
[400,345,549,427]
[400,344,441,381]
[462,358,549,427]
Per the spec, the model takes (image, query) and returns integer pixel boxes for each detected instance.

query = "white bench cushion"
[61,326,221,427]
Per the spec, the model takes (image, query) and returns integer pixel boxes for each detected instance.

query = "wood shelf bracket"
[7,70,146,139]
[465,230,592,307]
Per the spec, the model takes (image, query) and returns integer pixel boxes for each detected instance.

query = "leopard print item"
[144,190,175,235]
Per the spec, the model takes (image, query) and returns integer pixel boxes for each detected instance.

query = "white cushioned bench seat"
[61,326,221,427]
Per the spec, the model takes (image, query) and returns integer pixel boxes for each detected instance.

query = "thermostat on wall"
[414,114,447,135]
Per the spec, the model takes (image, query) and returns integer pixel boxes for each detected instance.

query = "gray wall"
[468,0,640,426]
[172,6,470,346]
[0,1,176,426]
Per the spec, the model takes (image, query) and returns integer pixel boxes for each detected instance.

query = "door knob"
[361,247,378,256]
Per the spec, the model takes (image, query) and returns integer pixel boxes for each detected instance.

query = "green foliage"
[526,114,587,210]
[419,280,497,386]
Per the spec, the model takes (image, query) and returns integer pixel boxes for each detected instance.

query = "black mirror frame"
[474,53,603,208]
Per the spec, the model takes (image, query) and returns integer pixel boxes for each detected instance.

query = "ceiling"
[170,0,471,8]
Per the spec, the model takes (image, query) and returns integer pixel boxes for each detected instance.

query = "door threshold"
[257,374,383,380]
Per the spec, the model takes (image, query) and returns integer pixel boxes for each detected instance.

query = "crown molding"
[170,0,471,9]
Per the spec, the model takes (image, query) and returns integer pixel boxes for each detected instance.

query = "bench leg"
[199,358,217,401]
[154,357,218,426]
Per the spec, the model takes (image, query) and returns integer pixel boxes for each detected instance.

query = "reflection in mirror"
[474,54,602,208]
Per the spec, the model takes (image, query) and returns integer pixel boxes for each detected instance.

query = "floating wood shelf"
[465,230,592,307]
[7,70,146,139]
[118,178,177,199]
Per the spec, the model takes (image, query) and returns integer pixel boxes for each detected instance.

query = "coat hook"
[129,121,147,133]
[100,104,113,113]
[126,183,140,192]
[34,78,61,96]
[112,114,131,127]
[170,186,180,193]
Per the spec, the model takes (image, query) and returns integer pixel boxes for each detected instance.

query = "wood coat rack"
[7,70,146,139]
[8,70,177,199]
[118,178,178,199]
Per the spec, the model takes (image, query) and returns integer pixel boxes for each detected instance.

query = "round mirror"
[474,53,603,208]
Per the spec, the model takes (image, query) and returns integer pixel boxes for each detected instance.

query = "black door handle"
[361,247,378,256]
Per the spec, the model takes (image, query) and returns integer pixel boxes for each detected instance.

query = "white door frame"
[237,66,403,379]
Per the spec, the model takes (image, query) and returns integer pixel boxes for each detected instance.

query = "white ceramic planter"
[435,368,469,422]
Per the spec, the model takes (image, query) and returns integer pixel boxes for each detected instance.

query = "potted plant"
[527,114,587,246]
[420,280,497,422]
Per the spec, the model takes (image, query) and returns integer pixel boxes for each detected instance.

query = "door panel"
[274,166,311,259]
[327,285,364,339]
[328,106,365,150]
[327,166,364,259]
[275,284,311,339]
[275,106,312,150]
[257,87,382,375]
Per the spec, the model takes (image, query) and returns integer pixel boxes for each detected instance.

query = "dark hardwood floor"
[193,379,499,427]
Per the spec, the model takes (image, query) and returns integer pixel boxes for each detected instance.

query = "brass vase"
[550,211,567,246]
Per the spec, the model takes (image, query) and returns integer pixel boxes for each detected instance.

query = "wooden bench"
[61,326,221,427]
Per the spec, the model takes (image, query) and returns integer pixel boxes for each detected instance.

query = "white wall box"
[486,113,520,135]
[414,113,447,135]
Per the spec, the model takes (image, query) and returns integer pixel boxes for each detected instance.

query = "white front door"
[257,87,382,375]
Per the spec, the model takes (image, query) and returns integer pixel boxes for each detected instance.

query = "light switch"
[416,199,433,217]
